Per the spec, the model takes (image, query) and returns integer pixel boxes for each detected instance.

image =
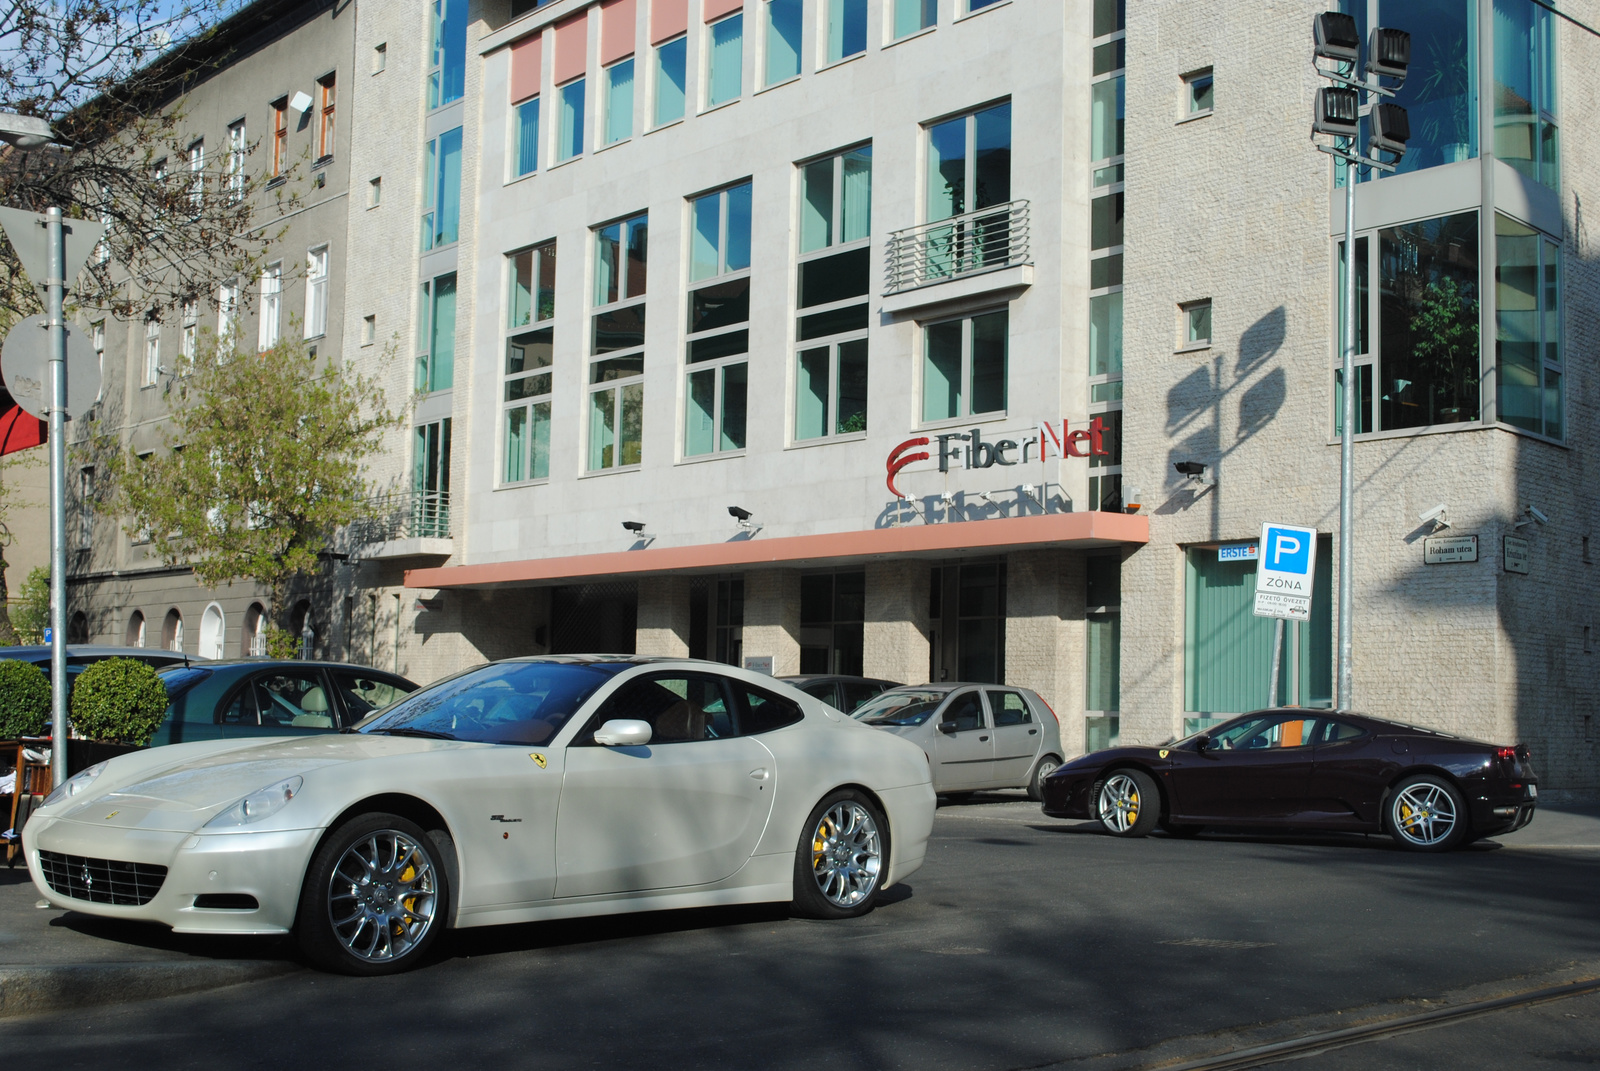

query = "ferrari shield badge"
[529,753,547,769]
[1158,749,1169,759]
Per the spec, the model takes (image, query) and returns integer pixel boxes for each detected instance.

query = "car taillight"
[1496,747,1517,761]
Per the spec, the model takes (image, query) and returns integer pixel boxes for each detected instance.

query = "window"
[825,0,866,63]
[304,245,329,339]
[180,299,198,364]
[428,0,467,109]
[1183,68,1213,116]
[218,280,239,346]
[368,176,382,207]
[187,139,204,209]
[1377,212,1479,430]
[421,127,463,249]
[504,241,557,483]
[414,419,451,538]
[765,0,801,85]
[1495,0,1558,189]
[163,608,184,653]
[589,214,647,470]
[893,0,936,38]
[686,183,752,457]
[604,59,635,144]
[227,121,246,203]
[922,310,1007,422]
[1089,1,1123,513]
[654,36,687,125]
[924,101,1012,276]
[795,147,870,442]
[715,576,744,665]
[258,262,281,350]
[582,674,730,742]
[317,74,336,159]
[373,42,387,73]
[1085,555,1120,738]
[77,468,94,549]
[558,78,586,160]
[417,273,457,392]
[271,99,287,177]
[967,0,1006,12]
[1496,215,1561,439]
[515,97,541,175]
[1181,300,1211,348]
[361,314,376,346]
[128,611,146,648]
[90,320,105,381]
[706,13,743,107]
[799,572,865,675]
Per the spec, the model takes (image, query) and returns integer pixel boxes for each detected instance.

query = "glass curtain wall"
[1494,0,1559,189]
[1495,215,1561,437]
[1089,0,1125,512]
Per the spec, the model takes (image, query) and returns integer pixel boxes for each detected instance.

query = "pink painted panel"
[650,0,687,44]
[553,11,588,85]
[509,33,543,102]
[601,0,637,64]
[702,0,742,22]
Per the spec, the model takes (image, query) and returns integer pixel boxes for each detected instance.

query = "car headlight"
[203,776,303,829]
[42,762,107,807]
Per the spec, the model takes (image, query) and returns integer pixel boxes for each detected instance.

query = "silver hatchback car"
[855,684,1063,800]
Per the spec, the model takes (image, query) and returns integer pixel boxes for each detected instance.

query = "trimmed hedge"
[0,660,50,739]
[70,658,170,745]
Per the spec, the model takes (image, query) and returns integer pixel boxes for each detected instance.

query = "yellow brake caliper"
[1126,787,1139,823]
[813,817,835,874]
[397,863,417,933]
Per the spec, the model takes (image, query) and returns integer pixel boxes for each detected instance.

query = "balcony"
[882,200,1033,315]
[350,490,453,561]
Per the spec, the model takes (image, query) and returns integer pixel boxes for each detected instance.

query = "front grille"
[38,850,167,906]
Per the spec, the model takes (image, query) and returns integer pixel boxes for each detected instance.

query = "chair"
[7,739,53,866]
[290,686,335,729]
[654,702,707,743]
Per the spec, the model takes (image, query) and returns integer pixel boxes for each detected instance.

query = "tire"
[296,812,450,975]
[1160,819,1203,838]
[1386,774,1468,852]
[1026,754,1063,802]
[1094,769,1160,838]
[791,789,888,920]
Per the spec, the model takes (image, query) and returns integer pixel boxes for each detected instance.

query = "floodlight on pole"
[1366,27,1412,83]
[1313,12,1360,63]
[0,113,54,150]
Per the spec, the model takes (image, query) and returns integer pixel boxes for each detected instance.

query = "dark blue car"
[151,660,418,747]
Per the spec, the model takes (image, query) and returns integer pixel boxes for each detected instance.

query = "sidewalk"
[1502,801,1600,848]
[0,865,296,1018]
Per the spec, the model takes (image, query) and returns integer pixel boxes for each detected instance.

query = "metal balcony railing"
[884,200,1031,294]
[350,490,451,545]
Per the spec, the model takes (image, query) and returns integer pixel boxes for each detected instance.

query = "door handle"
[979,735,989,742]
[1028,729,1038,735]
[748,768,770,780]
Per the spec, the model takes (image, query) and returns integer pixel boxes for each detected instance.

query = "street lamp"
[1310,15,1411,713]
[0,113,55,150]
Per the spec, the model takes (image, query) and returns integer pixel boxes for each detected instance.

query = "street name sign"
[1253,523,1317,621]
[1424,534,1478,564]
[1503,535,1530,575]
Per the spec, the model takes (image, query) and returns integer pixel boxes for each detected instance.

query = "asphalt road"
[1,796,1597,1070]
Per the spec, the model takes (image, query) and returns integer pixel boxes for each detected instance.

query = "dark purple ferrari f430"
[1041,708,1537,852]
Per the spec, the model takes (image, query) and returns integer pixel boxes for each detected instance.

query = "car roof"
[157,658,415,679]
[779,674,899,685]
[0,645,196,662]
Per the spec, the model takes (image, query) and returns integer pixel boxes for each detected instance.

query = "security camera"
[1419,504,1449,530]
[1527,505,1549,525]
[621,520,647,534]
[1174,461,1206,477]
[727,505,752,522]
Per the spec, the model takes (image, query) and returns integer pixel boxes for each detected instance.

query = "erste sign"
[1253,522,1318,621]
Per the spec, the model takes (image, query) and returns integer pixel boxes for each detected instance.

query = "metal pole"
[45,207,68,787]
[1337,145,1357,714]
[1267,618,1285,709]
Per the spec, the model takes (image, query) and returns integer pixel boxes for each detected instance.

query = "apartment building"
[70,0,1600,792]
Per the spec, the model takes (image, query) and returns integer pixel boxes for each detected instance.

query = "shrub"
[0,659,50,739]
[70,658,170,745]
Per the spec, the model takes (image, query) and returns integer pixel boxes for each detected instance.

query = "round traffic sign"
[1,317,100,420]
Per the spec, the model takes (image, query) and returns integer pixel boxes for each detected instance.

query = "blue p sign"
[1264,527,1311,574]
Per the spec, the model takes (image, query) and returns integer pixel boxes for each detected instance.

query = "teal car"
[151,660,418,747]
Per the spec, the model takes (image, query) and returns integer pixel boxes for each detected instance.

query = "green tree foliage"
[0,659,49,738]
[10,566,49,645]
[1410,276,1480,420]
[70,657,168,744]
[105,332,403,601]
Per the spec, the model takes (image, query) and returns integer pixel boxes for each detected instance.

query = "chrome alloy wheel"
[1097,773,1143,833]
[1392,782,1458,847]
[327,830,438,963]
[810,801,882,908]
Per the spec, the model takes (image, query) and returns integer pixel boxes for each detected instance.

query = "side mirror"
[938,720,959,735]
[1195,734,1212,752]
[593,719,652,747]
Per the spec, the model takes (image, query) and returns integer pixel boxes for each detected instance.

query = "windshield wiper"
[369,727,458,740]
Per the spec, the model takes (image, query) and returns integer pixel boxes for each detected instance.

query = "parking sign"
[1253,523,1318,621]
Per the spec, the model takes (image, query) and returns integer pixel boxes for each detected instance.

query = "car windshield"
[156,666,212,701]
[356,661,629,746]
[858,690,948,727]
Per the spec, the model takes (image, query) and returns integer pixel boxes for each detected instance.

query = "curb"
[0,961,299,1019]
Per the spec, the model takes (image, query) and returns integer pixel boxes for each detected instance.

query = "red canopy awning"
[0,390,45,457]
